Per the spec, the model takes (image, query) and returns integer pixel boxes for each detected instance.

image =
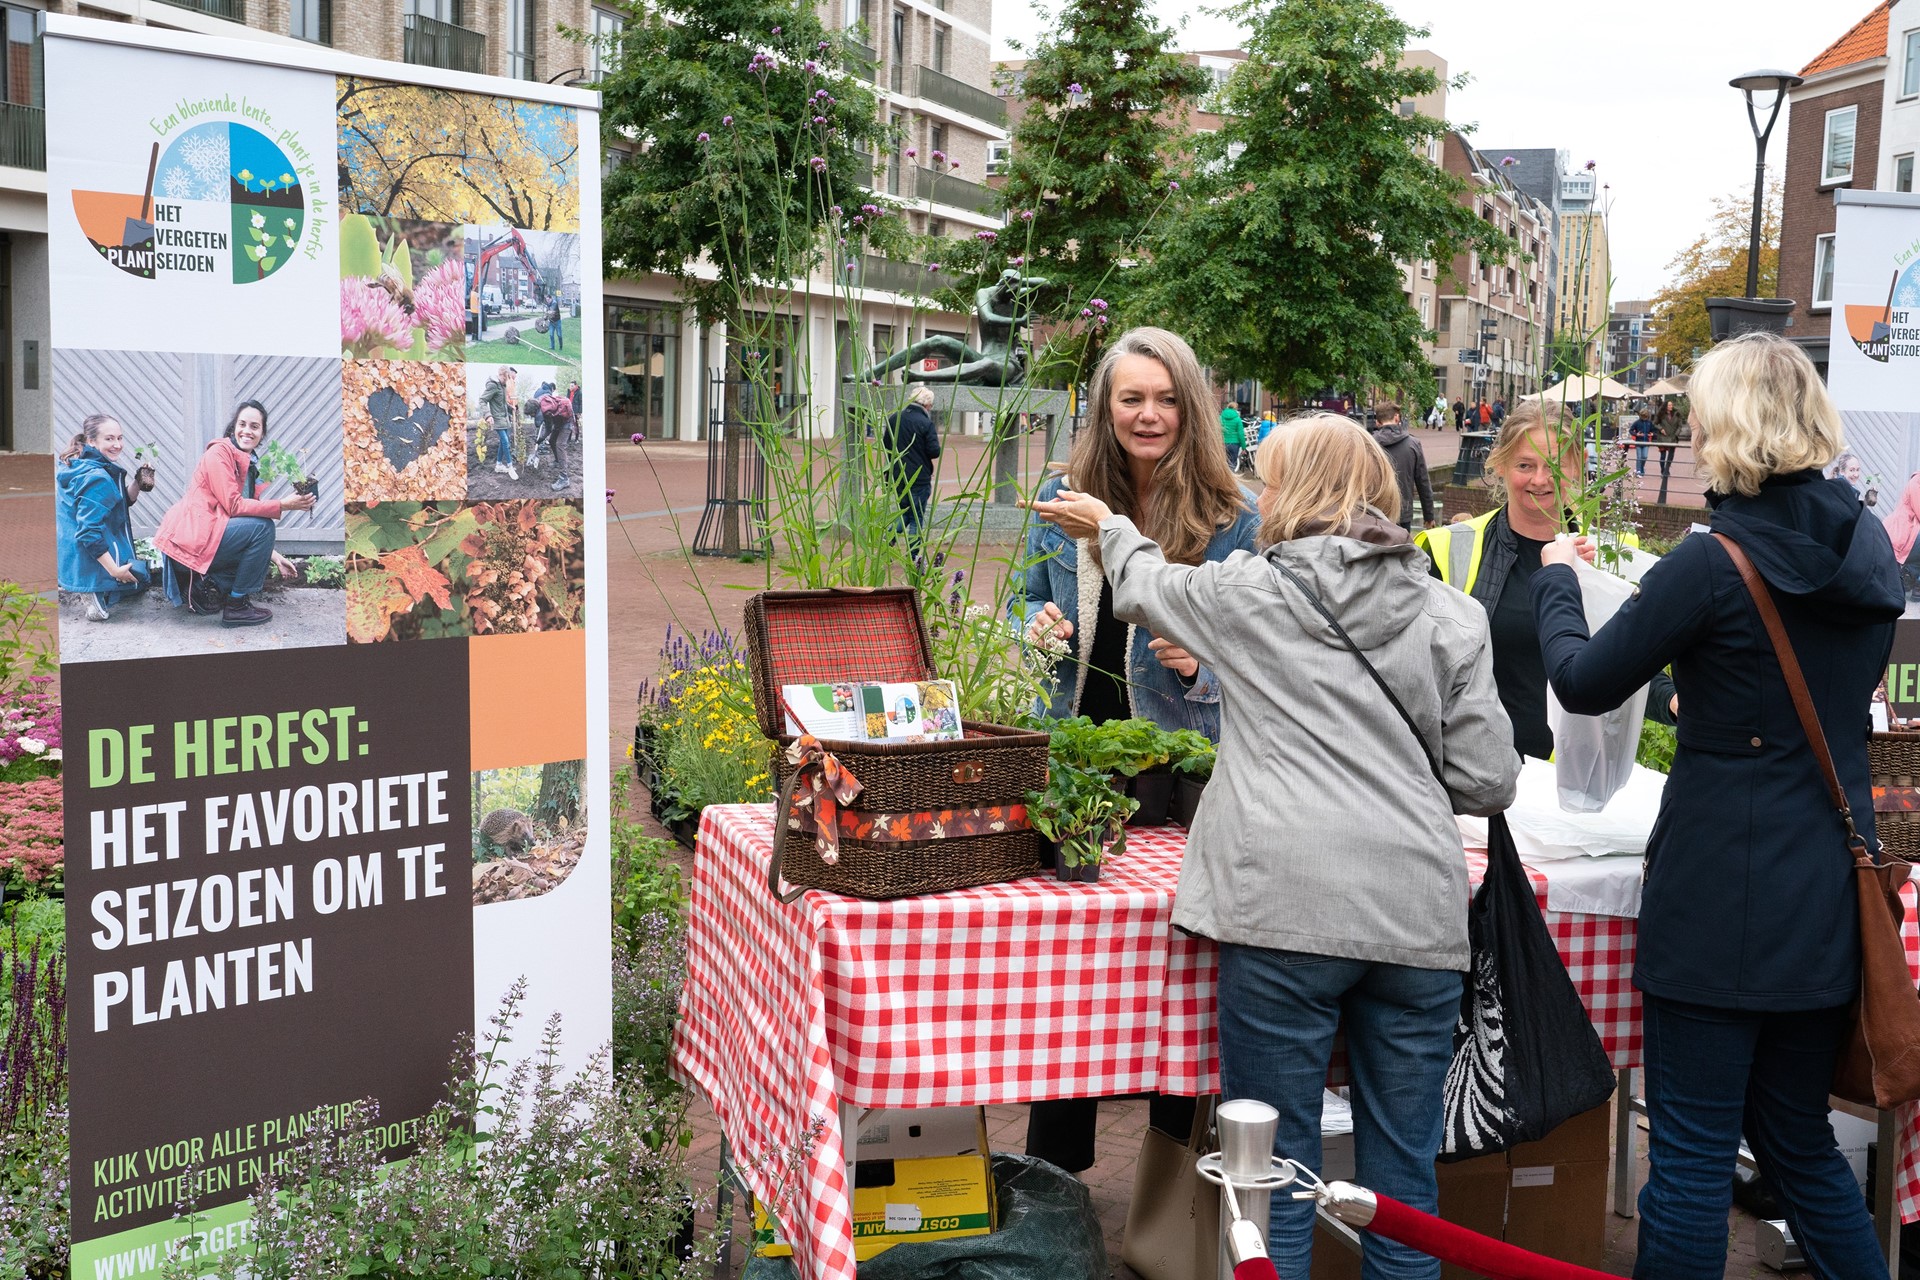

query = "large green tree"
[1649,178,1782,372]
[994,0,1211,381]
[1135,0,1510,401]
[594,0,895,326]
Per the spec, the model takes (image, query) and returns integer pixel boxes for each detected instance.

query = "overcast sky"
[992,1,1872,300]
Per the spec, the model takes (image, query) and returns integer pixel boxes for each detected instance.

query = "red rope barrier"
[1232,1260,1281,1280]
[1365,1193,1619,1280]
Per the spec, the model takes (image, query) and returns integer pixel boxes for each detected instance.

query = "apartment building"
[1605,300,1675,391]
[1426,131,1550,405]
[1779,2,1889,371]
[1553,169,1611,372]
[0,0,1007,451]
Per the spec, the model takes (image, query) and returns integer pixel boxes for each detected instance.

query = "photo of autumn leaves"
[330,75,586,645]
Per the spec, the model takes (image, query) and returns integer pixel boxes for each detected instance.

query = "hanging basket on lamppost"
[1705,296,1795,341]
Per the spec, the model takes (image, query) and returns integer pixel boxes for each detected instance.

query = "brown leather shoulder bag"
[1714,531,1920,1108]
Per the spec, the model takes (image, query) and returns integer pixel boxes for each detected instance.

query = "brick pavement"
[1,439,1778,1279]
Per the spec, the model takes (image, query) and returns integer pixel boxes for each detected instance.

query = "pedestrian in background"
[1221,399,1247,472]
[1032,412,1516,1278]
[1630,407,1656,476]
[1476,398,1492,429]
[1368,400,1435,531]
[1429,393,1448,430]
[1531,332,1901,1280]
[1491,397,1507,428]
[884,385,941,547]
[1452,397,1466,431]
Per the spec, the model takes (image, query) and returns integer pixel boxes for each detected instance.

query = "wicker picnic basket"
[1870,731,1920,862]
[745,588,1050,900]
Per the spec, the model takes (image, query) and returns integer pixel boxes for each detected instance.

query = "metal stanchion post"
[1216,1098,1281,1280]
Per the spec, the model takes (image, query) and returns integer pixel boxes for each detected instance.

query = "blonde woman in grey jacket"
[1032,413,1518,1279]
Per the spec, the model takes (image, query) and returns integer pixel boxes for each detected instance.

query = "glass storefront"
[606,301,680,440]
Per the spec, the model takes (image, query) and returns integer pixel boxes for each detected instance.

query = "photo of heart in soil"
[465,361,582,500]
[343,359,468,502]
[470,759,586,906]
[53,348,346,663]
[344,499,585,642]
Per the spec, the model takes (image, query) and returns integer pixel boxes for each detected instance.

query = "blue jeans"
[1635,443,1649,475]
[206,516,274,600]
[494,427,515,466]
[548,315,563,350]
[1636,995,1886,1280]
[1217,945,1461,1280]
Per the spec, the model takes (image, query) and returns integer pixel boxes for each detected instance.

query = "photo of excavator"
[463,226,583,365]
[466,227,546,343]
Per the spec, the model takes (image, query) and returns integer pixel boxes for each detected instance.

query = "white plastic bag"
[1547,555,1649,812]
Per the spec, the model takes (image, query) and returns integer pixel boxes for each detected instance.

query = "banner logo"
[72,120,305,283]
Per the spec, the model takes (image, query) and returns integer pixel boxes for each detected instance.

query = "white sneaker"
[85,594,110,622]
[494,462,508,474]
[528,454,541,471]
[506,465,519,481]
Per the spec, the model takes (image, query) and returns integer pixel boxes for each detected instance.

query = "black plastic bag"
[1439,812,1615,1161]
[742,1154,1107,1280]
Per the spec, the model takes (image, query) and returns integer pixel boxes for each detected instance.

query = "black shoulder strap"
[1271,558,1446,788]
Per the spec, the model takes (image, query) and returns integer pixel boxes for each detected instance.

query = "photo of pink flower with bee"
[340,216,466,363]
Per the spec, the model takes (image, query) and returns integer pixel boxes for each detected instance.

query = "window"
[1419,259,1432,279]
[887,110,904,195]
[928,217,946,238]
[1823,106,1858,184]
[932,25,948,74]
[290,0,330,43]
[1899,154,1915,193]
[1437,299,1453,333]
[507,0,536,79]
[1814,234,1837,308]
[1418,294,1431,327]
[1,5,40,107]
[606,303,681,441]
[930,122,947,157]
[587,7,622,80]
[1905,30,1920,97]
[987,140,1010,175]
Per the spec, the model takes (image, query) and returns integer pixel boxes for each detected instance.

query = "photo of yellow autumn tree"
[337,78,579,231]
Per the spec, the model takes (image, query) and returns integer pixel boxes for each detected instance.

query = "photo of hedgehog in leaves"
[470,760,587,905]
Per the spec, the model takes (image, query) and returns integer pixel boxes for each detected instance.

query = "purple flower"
[927,262,941,272]
[974,229,997,241]
[1067,82,1084,95]
[1584,159,1596,171]
[771,24,781,33]
[1079,307,1092,318]
[1009,255,1025,266]
[723,115,734,126]
[906,147,918,158]
[413,258,466,352]
[851,215,864,226]
[1169,180,1180,191]
[1092,298,1107,311]
[810,155,828,171]
[950,159,960,169]
[818,40,830,51]
[606,488,617,503]
[805,60,819,73]
[815,88,830,100]
[340,278,413,355]
[630,433,643,444]
[814,115,827,124]
[932,150,947,163]
[1019,208,1035,221]
[697,131,710,142]
[831,204,843,216]
[862,203,880,214]
[1500,155,1516,165]
[845,261,856,272]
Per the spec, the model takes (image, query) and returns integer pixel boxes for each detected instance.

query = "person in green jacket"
[1220,400,1248,471]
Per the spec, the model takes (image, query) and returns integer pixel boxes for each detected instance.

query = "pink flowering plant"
[0,680,61,784]
[0,779,60,899]
[338,214,467,362]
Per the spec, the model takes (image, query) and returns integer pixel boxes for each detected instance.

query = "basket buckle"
[952,761,984,784]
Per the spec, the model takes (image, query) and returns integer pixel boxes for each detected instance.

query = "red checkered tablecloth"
[671,803,1920,1280]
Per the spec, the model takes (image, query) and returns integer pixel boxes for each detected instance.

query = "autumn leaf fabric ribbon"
[786,734,863,865]
[788,803,1032,844]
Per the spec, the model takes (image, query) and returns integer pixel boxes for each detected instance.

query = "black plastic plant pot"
[292,477,319,498]
[1168,773,1209,827]
[1077,862,1101,883]
[1037,835,1060,874]
[1126,765,1175,827]
[1705,296,1793,343]
[1055,859,1078,882]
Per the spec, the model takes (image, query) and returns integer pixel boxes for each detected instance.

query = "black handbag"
[1272,559,1615,1160]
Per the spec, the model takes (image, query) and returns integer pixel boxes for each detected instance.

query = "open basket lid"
[744,588,937,740]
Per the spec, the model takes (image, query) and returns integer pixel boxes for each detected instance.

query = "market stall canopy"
[1521,374,1636,402]
[1643,376,1691,396]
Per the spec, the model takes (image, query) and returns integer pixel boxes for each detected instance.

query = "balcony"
[0,103,43,172]
[404,13,485,74]
[856,255,959,295]
[155,0,245,18]
[914,65,1006,127]
[914,165,996,216]
[847,39,878,83]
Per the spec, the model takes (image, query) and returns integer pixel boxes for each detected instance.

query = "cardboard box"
[753,1107,994,1262]
[1309,1104,1611,1280]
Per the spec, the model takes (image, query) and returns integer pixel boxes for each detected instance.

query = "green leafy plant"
[300,554,347,588]
[254,439,309,486]
[1047,716,1178,777]
[1166,729,1216,780]
[1027,760,1137,868]
[1636,718,1676,775]
[0,584,54,693]
[346,501,586,640]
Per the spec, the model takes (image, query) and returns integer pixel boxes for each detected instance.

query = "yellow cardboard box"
[753,1107,995,1262]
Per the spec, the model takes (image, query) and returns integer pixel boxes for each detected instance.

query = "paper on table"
[1456,757,1664,859]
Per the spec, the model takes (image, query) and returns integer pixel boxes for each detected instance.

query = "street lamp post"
[1707,69,1804,340]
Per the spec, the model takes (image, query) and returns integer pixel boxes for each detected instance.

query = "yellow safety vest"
[1414,509,1640,595]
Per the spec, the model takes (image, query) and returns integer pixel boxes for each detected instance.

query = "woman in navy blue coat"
[1529,333,1902,1280]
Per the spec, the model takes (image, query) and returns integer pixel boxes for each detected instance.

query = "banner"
[45,18,608,1277]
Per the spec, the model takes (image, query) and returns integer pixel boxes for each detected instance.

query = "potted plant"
[1027,760,1137,882]
[130,442,159,495]
[1048,717,1180,825]
[257,439,319,501]
[1166,730,1215,827]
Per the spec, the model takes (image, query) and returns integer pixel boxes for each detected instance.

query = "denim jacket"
[1016,473,1259,737]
